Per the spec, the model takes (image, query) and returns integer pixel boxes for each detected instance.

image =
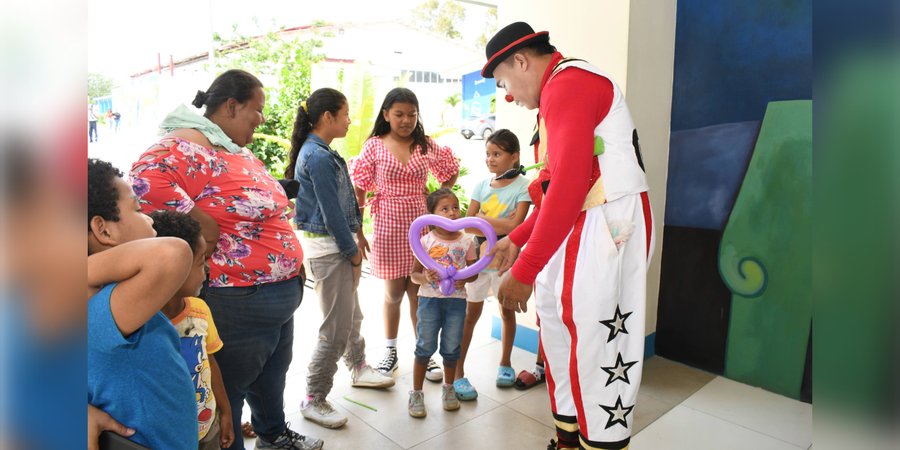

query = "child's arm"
[477,202,531,236]
[454,258,480,290]
[209,354,234,448]
[88,405,134,450]
[87,237,192,336]
[465,201,531,237]
[466,199,481,218]
[464,199,482,235]
[462,258,480,283]
[409,259,438,285]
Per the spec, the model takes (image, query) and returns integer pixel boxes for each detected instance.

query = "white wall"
[625,0,677,334]
[493,0,676,336]
[495,0,632,169]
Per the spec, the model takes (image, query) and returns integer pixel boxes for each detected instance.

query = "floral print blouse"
[130,137,303,287]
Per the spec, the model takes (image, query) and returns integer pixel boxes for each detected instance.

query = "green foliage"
[413,0,465,40]
[444,93,461,107]
[332,65,377,159]
[212,27,325,178]
[474,7,498,49]
[88,73,113,100]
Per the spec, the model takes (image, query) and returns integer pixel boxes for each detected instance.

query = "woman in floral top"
[130,70,323,450]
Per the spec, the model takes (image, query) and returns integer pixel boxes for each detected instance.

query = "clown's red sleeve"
[509,69,613,285]
[508,202,538,247]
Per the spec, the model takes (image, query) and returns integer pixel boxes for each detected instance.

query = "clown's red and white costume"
[508,52,654,450]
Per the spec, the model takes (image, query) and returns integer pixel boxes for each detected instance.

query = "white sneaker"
[408,390,426,418]
[301,397,348,429]
[351,363,395,388]
[425,358,443,382]
[441,383,460,411]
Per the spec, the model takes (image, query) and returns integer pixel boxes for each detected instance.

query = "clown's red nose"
[505,94,514,103]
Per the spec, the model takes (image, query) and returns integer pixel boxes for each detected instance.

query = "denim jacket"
[294,134,362,258]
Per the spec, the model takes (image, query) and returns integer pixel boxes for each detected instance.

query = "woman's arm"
[440,172,458,190]
[354,186,368,214]
[189,207,219,259]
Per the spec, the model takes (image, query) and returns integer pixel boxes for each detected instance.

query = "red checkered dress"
[349,136,459,279]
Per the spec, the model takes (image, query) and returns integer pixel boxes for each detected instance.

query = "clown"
[485,22,655,450]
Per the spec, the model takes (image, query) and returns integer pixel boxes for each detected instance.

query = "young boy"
[87,158,197,449]
[151,210,235,449]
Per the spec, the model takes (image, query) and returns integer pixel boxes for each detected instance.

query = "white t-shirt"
[417,231,477,298]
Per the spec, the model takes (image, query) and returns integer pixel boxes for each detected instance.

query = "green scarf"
[158,104,243,154]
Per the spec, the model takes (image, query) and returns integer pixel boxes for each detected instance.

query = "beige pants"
[305,252,367,398]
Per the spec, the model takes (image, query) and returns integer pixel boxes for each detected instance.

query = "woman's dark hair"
[149,210,203,255]
[369,87,433,155]
[285,88,348,179]
[87,158,123,229]
[426,188,457,214]
[191,69,263,118]
[486,129,521,164]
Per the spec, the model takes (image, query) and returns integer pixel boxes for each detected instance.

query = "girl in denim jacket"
[285,88,394,430]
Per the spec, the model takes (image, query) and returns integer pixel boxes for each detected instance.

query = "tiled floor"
[237,270,812,449]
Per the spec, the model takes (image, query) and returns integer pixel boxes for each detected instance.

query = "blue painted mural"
[657,0,812,401]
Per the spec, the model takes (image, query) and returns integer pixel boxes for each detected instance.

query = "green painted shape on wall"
[720,100,812,399]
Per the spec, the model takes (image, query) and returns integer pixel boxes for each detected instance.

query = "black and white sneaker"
[425,358,443,382]
[255,423,323,450]
[375,346,398,375]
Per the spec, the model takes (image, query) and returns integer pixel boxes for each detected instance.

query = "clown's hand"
[488,237,520,276]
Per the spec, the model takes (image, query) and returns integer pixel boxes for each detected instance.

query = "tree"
[445,93,461,108]
[475,7,498,49]
[212,27,325,178]
[332,65,377,159]
[413,0,466,40]
[88,73,113,100]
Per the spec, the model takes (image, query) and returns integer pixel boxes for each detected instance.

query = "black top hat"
[481,22,550,78]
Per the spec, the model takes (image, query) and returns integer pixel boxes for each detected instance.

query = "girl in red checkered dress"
[349,88,459,379]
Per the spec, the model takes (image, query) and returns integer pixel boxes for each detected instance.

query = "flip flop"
[514,370,546,391]
[453,377,478,401]
[496,366,516,387]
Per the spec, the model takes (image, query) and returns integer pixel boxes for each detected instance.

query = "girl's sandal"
[514,370,546,391]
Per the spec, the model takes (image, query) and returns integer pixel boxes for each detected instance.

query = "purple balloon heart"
[408,215,497,296]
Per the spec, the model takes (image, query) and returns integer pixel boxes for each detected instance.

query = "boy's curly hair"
[87,158,123,229]
[149,210,203,255]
